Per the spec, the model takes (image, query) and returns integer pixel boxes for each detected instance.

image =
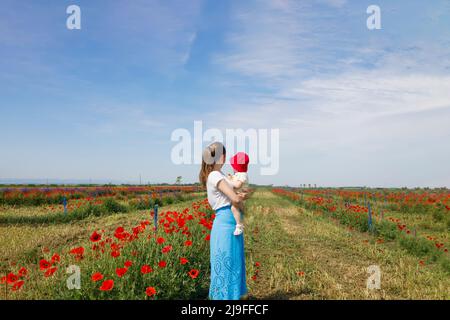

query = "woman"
[199,142,248,300]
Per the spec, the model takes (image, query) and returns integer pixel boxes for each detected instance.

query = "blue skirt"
[209,205,247,300]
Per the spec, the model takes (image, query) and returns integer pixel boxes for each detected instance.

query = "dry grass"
[244,191,450,300]
[2,191,449,300]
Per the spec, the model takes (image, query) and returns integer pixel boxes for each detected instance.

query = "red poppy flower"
[188,269,199,279]
[145,286,157,297]
[69,247,85,255]
[17,267,28,278]
[124,260,133,268]
[251,275,257,281]
[204,234,211,241]
[115,226,125,234]
[51,253,61,264]
[180,258,189,265]
[111,250,121,258]
[69,246,85,260]
[161,245,172,254]
[254,262,261,267]
[435,243,444,249]
[39,259,51,271]
[115,267,128,278]
[132,226,140,235]
[6,273,18,284]
[11,280,24,291]
[44,267,57,277]
[297,271,305,277]
[114,227,127,240]
[91,272,104,282]
[156,237,165,244]
[141,265,153,274]
[158,260,167,268]
[90,231,102,242]
[99,279,114,291]
[184,240,193,247]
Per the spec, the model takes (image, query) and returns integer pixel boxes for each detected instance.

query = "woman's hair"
[199,142,226,187]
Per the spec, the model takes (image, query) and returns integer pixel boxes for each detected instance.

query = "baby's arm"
[227,174,244,189]
[229,179,244,189]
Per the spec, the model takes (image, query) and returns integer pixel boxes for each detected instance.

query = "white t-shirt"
[230,172,249,191]
[207,171,232,210]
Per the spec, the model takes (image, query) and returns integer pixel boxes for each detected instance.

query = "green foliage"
[439,257,450,274]
[432,210,444,222]
[373,221,398,240]
[15,201,213,299]
[398,236,440,259]
[163,197,174,205]
[103,198,128,213]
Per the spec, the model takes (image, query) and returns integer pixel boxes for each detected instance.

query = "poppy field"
[271,187,450,272]
[1,186,449,300]
[0,186,212,299]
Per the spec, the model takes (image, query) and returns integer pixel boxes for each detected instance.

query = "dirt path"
[245,191,449,299]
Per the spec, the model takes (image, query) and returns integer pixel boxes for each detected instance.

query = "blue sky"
[1,0,450,187]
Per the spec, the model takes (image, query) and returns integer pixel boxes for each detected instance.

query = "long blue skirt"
[209,205,247,300]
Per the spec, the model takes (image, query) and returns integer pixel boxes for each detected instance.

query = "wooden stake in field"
[63,196,68,216]
[153,204,158,232]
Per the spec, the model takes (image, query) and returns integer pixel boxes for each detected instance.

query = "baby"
[228,152,249,236]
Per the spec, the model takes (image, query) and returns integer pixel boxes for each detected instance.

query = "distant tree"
[175,176,182,185]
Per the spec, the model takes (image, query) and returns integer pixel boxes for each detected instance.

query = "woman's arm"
[217,179,246,206]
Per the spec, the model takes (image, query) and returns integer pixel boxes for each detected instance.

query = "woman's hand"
[233,193,247,207]
[236,191,249,200]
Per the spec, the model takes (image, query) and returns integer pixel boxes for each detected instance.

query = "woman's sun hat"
[230,152,249,173]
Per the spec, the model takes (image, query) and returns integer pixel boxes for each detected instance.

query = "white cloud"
[214,0,310,81]
[206,0,450,186]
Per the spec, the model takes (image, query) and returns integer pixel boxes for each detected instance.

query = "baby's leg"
[231,205,242,225]
[231,205,244,236]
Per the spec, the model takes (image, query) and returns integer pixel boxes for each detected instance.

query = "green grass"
[2,190,449,300]
[1,199,212,300]
[0,194,203,225]
[274,190,450,274]
[245,191,450,299]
